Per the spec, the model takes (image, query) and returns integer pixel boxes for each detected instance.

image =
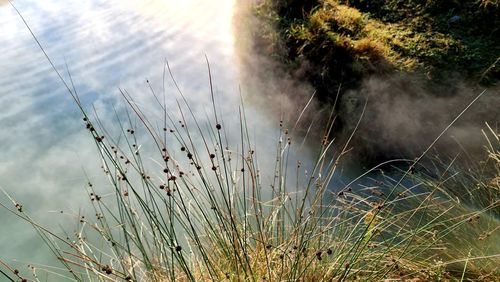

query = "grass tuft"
[1,2,499,281]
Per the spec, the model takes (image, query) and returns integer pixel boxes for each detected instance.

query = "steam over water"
[1,0,290,270]
[2,0,495,273]
[1,0,498,278]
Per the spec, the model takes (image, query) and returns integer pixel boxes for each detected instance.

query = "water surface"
[0,0,249,269]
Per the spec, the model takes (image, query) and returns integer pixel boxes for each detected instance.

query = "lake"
[1,0,332,274]
[0,0,277,271]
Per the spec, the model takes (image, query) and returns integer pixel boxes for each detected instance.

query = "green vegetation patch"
[257,0,500,100]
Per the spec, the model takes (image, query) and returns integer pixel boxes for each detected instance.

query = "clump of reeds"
[2,64,499,281]
[1,5,499,280]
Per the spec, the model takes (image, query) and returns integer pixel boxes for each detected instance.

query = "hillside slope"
[257,0,499,101]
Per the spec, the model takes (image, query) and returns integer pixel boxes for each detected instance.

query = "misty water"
[0,0,299,272]
[2,1,500,280]
[0,0,417,271]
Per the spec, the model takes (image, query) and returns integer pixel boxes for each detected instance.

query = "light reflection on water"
[0,0,247,269]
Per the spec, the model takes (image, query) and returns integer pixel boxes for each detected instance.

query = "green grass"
[255,0,500,101]
[1,66,499,281]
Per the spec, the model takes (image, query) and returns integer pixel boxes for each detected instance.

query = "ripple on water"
[0,0,240,268]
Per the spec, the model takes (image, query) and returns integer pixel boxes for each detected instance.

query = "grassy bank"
[255,0,499,101]
[1,3,499,281]
[1,67,499,280]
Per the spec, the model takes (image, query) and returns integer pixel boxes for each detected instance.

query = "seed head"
[316,251,322,260]
[102,265,112,275]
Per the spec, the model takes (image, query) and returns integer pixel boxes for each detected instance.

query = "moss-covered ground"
[256,0,499,101]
